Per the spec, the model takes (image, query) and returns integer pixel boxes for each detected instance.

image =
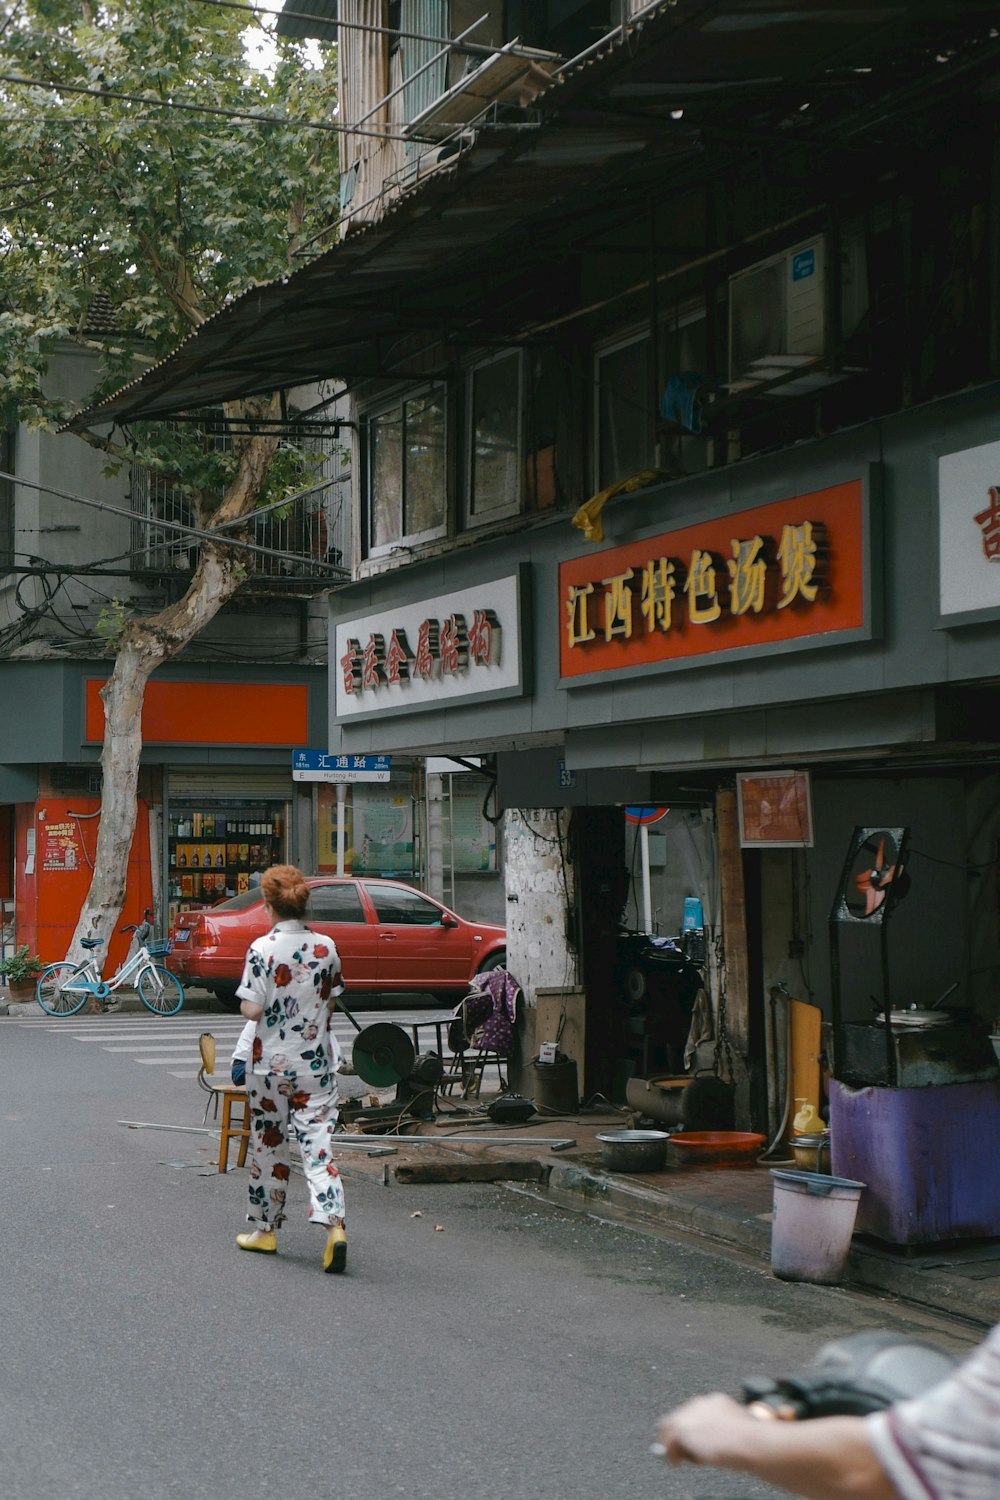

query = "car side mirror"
[440,913,459,928]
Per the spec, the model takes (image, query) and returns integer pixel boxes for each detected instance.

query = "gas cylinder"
[793,1098,825,1133]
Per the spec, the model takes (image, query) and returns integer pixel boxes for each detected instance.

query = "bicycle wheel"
[36,962,90,1016]
[137,964,184,1016]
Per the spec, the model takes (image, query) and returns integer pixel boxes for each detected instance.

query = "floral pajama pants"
[245,1072,346,1233]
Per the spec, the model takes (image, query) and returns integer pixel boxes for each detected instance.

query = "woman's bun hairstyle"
[261,863,310,919]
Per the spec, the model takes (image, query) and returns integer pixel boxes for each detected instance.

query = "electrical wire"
[0,468,343,573]
[195,0,534,63]
[0,69,413,145]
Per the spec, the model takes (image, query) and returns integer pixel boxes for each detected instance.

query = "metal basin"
[596,1129,669,1173]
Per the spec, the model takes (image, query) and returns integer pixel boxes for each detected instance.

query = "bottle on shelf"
[191,850,200,869]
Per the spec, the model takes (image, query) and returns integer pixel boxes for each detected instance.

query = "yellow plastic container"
[793,1098,825,1134]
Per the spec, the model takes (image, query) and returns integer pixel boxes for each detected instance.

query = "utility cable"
[0,468,341,572]
[195,0,541,63]
[0,70,411,145]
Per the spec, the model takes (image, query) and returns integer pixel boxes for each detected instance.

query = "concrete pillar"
[502,806,578,1091]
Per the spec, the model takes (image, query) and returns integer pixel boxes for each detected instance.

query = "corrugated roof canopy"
[68,0,1000,431]
[275,0,339,44]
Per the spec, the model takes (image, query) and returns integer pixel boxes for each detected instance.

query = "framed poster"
[737,770,814,848]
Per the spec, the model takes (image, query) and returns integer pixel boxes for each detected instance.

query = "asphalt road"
[0,1011,980,1500]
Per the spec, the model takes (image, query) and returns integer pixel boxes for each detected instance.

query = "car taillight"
[193,923,218,948]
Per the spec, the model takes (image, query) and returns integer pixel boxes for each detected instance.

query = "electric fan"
[831,827,910,925]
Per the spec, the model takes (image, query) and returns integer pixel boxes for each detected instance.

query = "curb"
[542,1163,1000,1327]
[547,1162,772,1256]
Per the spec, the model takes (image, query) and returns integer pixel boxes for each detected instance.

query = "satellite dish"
[352,1023,416,1087]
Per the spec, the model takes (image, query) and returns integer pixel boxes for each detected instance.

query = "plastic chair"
[197,1032,250,1173]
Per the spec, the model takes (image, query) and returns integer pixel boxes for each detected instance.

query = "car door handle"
[378,931,397,940]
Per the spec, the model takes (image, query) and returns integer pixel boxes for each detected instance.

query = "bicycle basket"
[147,939,172,957]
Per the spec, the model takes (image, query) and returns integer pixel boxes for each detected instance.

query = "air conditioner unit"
[728,237,835,396]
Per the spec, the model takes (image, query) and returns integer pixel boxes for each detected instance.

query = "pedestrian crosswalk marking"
[2,1010,450,1084]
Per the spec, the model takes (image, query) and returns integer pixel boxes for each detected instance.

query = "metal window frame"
[363,382,449,559]
[465,347,524,527]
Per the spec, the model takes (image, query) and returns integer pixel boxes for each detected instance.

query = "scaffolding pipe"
[350,12,491,136]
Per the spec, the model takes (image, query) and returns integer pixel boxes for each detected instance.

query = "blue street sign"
[292,749,391,783]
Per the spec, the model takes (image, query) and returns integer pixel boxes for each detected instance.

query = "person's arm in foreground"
[656,1393,899,1500]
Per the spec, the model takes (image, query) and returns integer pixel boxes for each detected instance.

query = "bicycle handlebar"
[121,908,155,937]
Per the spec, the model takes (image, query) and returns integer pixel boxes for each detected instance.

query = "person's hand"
[656,1392,755,1466]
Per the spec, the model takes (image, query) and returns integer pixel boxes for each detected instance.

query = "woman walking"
[235,864,348,1273]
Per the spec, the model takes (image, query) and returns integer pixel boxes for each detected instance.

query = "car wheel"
[213,986,241,1012]
[476,950,506,976]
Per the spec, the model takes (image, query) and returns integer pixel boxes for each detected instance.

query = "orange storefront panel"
[559,479,868,680]
[16,797,153,968]
[85,679,309,746]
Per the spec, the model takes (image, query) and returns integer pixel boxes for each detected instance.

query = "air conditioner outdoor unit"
[728,237,835,396]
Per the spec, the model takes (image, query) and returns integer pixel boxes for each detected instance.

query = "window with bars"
[129,420,352,585]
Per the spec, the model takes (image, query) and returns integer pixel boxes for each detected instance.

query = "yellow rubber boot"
[323,1223,347,1274]
[236,1229,277,1254]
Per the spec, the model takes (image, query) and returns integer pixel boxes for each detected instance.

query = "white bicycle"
[35,909,184,1016]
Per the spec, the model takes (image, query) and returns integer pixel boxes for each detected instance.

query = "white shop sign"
[939,438,1000,624]
[334,572,523,721]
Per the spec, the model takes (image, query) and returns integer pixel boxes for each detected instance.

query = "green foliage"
[0,1,341,441]
[0,945,44,982]
[95,596,130,649]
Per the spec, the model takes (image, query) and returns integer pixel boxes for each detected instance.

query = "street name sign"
[292,749,391,783]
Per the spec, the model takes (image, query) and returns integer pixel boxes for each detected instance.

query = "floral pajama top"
[236,919,343,1093]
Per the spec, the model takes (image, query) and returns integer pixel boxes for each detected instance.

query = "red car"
[167,876,506,1009]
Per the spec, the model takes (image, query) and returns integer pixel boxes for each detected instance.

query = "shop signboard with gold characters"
[559,478,873,683]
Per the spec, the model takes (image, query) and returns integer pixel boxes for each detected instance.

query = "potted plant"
[0,944,44,1000]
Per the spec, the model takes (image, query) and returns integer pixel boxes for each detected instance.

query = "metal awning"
[67,0,1000,432]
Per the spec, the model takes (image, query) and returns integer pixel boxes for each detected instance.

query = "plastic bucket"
[770,1169,865,1285]
[531,1058,579,1114]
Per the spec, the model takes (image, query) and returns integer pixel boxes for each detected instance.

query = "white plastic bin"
[770,1169,865,1285]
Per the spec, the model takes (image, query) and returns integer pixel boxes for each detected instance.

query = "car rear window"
[210,888,265,912]
[307,884,366,923]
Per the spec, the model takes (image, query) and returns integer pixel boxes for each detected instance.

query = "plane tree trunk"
[65,399,281,988]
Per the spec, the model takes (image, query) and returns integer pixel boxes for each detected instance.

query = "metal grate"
[130,421,352,588]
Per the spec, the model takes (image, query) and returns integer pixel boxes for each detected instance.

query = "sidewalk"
[13,985,998,1327]
[360,1102,1000,1329]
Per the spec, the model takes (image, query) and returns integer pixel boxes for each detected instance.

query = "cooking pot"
[596,1129,669,1173]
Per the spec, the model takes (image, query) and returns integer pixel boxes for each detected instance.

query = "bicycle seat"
[80,937,103,950]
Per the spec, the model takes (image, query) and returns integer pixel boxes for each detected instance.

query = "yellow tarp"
[571,468,667,543]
